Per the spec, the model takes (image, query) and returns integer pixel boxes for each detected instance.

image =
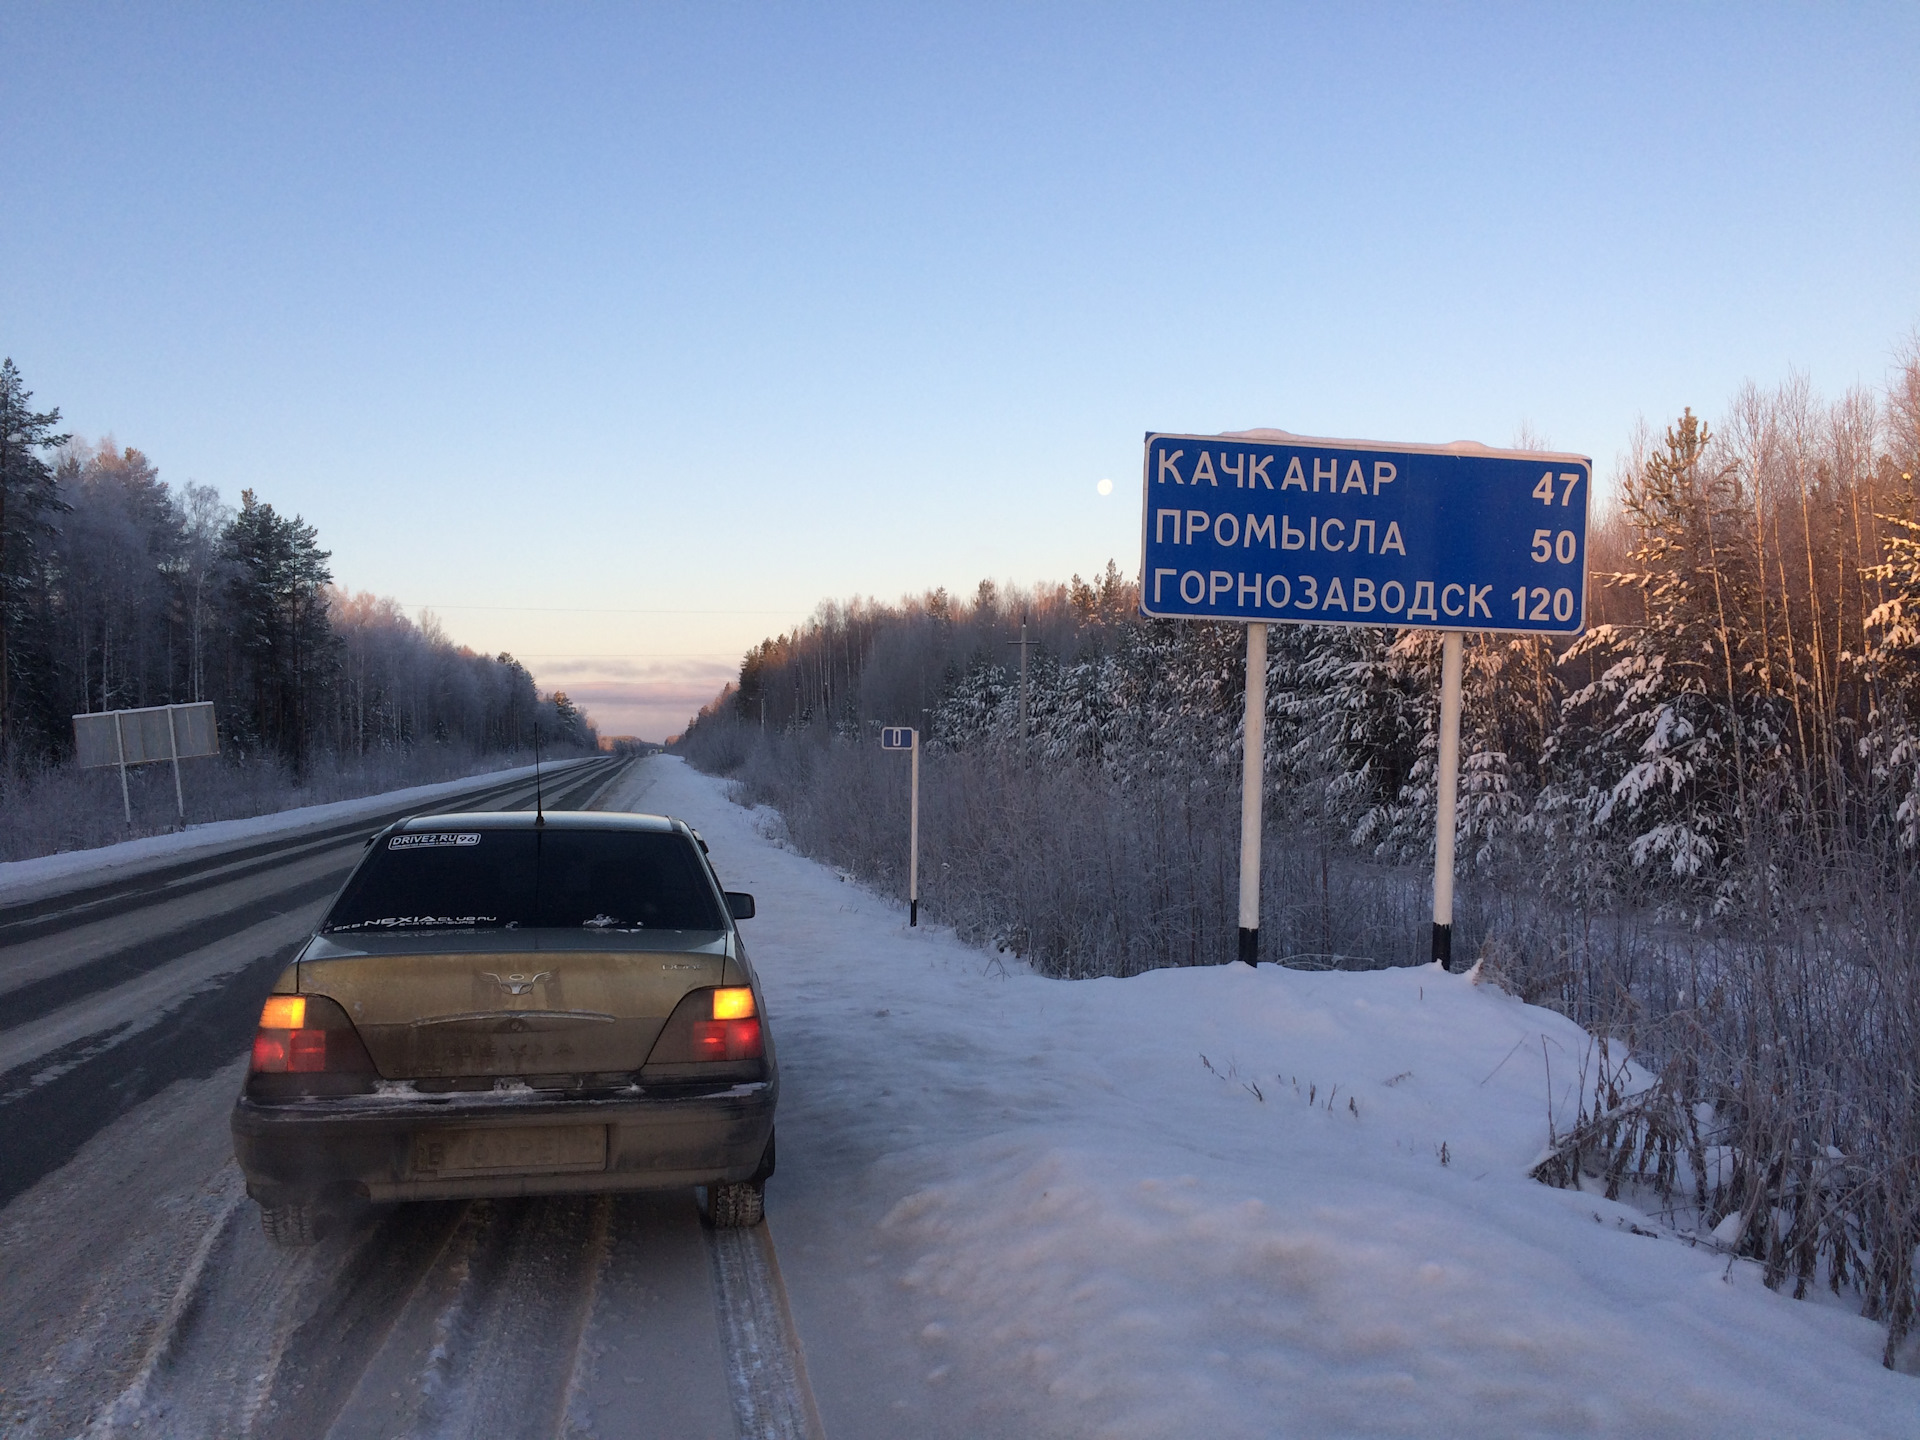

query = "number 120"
[1513,586,1575,623]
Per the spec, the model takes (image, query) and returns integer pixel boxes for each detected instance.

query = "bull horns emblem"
[484,970,552,996]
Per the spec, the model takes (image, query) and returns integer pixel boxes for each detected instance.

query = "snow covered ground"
[6,752,1912,1438]
[638,756,1920,1440]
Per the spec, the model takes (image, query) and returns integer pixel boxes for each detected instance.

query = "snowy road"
[5,754,1918,1439]
[0,1050,813,1439]
[0,756,714,1438]
[0,756,622,1212]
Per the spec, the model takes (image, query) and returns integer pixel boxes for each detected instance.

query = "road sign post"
[880,726,920,925]
[1431,630,1464,967]
[1140,430,1591,970]
[1238,621,1268,965]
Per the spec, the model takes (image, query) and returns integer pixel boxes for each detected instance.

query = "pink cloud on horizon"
[532,663,737,742]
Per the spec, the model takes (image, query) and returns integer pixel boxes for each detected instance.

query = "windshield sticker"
[387,832,483,850]
[329,914,498,931]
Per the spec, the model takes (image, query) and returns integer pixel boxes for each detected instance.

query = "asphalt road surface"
[0,756,823,1440]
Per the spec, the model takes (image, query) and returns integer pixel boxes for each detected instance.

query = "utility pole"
[1006,620,1037,748]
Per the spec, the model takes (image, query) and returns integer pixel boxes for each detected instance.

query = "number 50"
[1531,529,1578,563]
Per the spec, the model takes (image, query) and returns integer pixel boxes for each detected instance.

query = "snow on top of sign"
[1216,428,1591,464]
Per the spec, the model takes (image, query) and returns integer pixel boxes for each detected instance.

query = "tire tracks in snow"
[83,1178,247,1437]
[708,1220,827,1440]
[68,1191,822,1440]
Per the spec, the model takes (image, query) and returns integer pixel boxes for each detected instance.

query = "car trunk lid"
[298,932,729,1079]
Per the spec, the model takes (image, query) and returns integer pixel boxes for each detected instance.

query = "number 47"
[1533,471,1581,506]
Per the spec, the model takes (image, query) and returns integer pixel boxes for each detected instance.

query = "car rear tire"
[260,1201,318,1247]
[703,1180,765,1229]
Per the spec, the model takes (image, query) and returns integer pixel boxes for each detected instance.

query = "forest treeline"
[677,342,1920,1364]
[685,354,1920,915]
[0,358,595,778]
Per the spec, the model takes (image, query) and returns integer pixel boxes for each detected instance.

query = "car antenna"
[533,708,545,826]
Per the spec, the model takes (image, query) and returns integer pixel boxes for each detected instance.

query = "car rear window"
[322,829,725,933]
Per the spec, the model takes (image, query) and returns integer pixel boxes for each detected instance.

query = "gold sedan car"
[230,811,776,1245]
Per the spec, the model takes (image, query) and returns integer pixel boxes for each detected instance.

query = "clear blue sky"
[5,3,1916,738]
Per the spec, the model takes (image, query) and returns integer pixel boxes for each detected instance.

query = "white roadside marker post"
[909,727,920,926]
[1430,630,1464,970]
[880,726,921,926]
[1237,622,1268,966]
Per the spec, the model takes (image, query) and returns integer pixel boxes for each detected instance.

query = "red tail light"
[691,1016,763,1060]
[247,993,377,1096]
[643,986,767,1079]
[250,1025,344,1073]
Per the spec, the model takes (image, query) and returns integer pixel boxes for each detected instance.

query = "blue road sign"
[1140,431,1593,634]
[880,727,916,750]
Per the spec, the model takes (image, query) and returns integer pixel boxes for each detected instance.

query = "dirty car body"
[230,811,774,1238]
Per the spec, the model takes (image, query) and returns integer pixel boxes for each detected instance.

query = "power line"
[517,652,741,659]
[400,603,799,616]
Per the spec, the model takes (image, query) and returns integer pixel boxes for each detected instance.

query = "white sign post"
[1141,429,1592,970]
[73,702,219,826]
[1236,621,1268,965]
[1430,631,1465,968]
[880,726,920,926]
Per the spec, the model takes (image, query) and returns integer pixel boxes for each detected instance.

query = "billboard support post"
[1238,622,1268,965]
[1431,631,1464,970]
[166,704,185,821]
[113,711,132,827]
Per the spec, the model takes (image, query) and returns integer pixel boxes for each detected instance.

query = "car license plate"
[412,1124,607,1177]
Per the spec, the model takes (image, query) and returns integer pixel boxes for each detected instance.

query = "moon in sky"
[1096,477,1113,496]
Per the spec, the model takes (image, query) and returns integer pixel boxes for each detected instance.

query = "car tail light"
[692,1015,763,1060]
[247,993,377,1097]
[642,986,766,1080]
[711,987,755,1020]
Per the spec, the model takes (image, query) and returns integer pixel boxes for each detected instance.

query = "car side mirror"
[725,891,756,921]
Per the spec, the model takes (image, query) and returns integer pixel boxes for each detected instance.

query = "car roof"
[391,811,686,834]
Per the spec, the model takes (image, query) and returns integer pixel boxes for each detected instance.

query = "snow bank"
[875,964,1904,1437]
[0,757,594,906]
[632,757,1918,1439]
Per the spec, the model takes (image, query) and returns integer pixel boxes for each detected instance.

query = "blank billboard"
[73,703,219,769]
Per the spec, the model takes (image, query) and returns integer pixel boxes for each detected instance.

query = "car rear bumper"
[231,1079,775,1205]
